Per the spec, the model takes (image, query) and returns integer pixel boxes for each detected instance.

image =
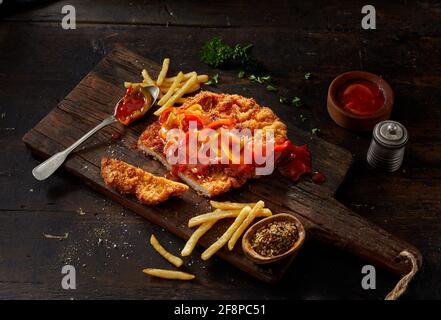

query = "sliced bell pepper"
[207,118,235,129]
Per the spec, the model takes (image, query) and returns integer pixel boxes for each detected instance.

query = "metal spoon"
[32,86,160,181]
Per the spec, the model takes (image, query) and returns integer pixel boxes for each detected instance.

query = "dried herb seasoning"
[251,221,298,257]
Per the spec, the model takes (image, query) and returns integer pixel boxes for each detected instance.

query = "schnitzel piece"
[138,91,290,198]
[101,157,188,205]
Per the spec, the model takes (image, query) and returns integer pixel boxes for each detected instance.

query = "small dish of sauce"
[327,71,394,131]
[337,79,385,116]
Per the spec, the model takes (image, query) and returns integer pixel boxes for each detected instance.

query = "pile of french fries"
[143,200,272,281]
[182,200,271,260]
[124,58,209,116]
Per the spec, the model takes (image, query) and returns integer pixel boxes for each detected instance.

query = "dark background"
[0,0,440,299]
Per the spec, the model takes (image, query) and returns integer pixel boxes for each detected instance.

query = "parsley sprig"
[205,74,219,86]
[201,37,261,72]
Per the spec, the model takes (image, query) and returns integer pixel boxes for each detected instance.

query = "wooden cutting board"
[23,45,421,283]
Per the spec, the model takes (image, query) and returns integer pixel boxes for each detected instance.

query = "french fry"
[141,69,156,86]
[163,73,208,85]
[142,268,195,280]
[228,201,265,251]
[210,200,258,210]
[188,208,272,228]
[141,69,164,98]
[197,74,209,84]
[150,234,183,268]
[154,73,198,116]
[160,83,200,94]
[158,71,184,106]
[156,58,170,86]
[124,81,153,88]
[201,206,251,260]
[181,220,216,256]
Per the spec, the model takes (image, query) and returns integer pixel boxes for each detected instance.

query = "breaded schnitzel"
[138,91,289,197]
[101,157,188,205]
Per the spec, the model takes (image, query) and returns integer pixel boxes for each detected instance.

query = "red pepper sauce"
[337,79,384,116]
[115,87,147,125]
[159,106,315,181]
[277,141,312,181]
[111,132,122,140]
[312,171,326,184]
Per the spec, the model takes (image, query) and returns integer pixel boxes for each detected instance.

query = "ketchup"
[160,106,314,182]
[111,132,122,140]
[277,142,312,181]
[312,171,326,184]
[337,79,384,116]
[115,87,150,125]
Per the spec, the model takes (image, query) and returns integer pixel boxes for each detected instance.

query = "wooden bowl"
[241,213,306,264]
[327,71,394,131]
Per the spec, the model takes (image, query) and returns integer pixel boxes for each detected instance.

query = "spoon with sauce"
[32,85,159,181]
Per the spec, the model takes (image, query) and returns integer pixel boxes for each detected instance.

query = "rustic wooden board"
[23,45,421,283]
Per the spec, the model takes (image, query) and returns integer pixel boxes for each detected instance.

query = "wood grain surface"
[1,0,440,299]
[23,45,421,283]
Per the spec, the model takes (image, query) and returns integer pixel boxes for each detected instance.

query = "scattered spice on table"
[251,221,298,257]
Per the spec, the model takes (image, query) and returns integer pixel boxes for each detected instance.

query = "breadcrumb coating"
[101,157,188,205]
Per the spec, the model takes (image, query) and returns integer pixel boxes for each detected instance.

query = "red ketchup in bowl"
[337,79,384,116]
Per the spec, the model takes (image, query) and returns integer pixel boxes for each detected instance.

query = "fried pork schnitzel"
[138,91,288,197]
[101,158,188,205]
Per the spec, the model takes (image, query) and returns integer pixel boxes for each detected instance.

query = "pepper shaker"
[367,120,408,172]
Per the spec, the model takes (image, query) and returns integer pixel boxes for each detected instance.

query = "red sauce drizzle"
[337,79,384,116]
[159,106,314,181]
[164,172,182,182]
[312,171,326,184]
[115,87,146,125]
[277,141,312,181]
[111,132,122,140]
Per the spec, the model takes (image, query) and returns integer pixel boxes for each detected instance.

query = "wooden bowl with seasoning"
[327,71,394,131]
[242,213,306,264]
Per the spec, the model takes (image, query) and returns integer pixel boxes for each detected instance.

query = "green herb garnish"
[311,128,321,135]
[291,97,302,107]
[249,74,271,84]
[304,72,311,80]
[279,96,288,104]
[266,85,277,92]
[201,37,260,72]
[299,114,307,122]
[238,70,245,79]
[205,74,219,86]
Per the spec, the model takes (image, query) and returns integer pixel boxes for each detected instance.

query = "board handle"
[298,196,422,276]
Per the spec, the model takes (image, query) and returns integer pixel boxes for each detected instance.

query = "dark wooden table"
[1,0,440,300]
